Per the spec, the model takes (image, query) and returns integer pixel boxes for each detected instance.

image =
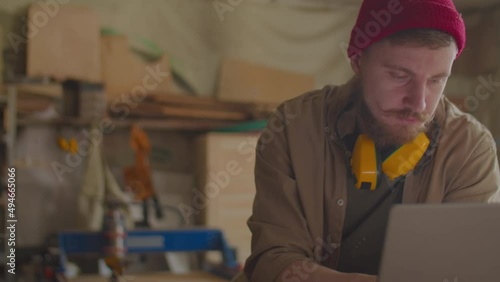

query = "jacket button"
[337,199,344,206]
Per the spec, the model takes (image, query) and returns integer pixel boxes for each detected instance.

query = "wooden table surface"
[69,271,227,282]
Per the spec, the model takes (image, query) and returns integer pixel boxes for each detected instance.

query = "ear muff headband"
[351,132,430,190]
[382,132,430,181]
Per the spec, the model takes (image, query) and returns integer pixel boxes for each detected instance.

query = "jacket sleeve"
[444,132,500,203]
[244,105,316,282]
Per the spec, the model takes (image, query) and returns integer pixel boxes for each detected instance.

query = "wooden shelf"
[12,85,274,132]
[16,117,243,131]
[17,117,91,127]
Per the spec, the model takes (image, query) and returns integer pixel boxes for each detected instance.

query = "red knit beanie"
[347,0,466,58]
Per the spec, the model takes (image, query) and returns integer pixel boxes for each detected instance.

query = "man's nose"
[404,81,426,113]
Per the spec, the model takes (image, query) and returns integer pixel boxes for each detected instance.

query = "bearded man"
[243,0,500,281]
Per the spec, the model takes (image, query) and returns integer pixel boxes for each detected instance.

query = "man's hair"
[385,28,457,51]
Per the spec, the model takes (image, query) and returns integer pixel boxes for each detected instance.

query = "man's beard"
[358,97,432,148]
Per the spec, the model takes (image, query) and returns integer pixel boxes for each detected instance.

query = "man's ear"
[350,52,362,74]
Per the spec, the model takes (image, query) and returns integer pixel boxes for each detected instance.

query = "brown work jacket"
[244,76,500,282]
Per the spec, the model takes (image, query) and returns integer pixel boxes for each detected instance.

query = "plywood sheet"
[196,133,260,264]
[101,35,171,101]
[27,4,101,82]
[217,58,315,104]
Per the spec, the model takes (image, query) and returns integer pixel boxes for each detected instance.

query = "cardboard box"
[196,132,260,264]
[217,58,315,104]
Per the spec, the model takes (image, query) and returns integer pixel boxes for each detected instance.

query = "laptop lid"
[378,203,500,282]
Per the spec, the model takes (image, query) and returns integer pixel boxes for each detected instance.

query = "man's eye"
[390,72,408,80]
[430,77,446,84]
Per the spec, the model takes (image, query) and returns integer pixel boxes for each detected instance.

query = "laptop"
[378,203,500,282]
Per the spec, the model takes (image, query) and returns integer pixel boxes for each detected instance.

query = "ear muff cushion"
[351,134,379,190]
[382,132,430,180]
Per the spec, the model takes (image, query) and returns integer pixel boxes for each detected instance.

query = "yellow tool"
[57,137,78,155]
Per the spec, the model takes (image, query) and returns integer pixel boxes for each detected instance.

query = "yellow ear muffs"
[350,132,430,190]
[351,134,381,190]
[382,132,429,181]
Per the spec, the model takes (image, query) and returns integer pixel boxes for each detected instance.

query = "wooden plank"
[69,271,227,282]
[16,83,63,99]
[147,92,238,107]
[17,97,52,115]
[27,4,101,82]
[146,92,276,112]
[127,103,249,121]
[115,119,238,131]
[145,94,275,120]
[16,91,55,115]
[17,117,238,131]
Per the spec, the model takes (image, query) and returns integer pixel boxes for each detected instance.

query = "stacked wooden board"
[106,92,276,130]
[217,58,315,104]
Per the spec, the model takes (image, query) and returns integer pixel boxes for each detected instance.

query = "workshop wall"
[0,0,358,95]
[446,8,500,158]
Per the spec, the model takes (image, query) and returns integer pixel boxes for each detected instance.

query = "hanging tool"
[123,124,163,227]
